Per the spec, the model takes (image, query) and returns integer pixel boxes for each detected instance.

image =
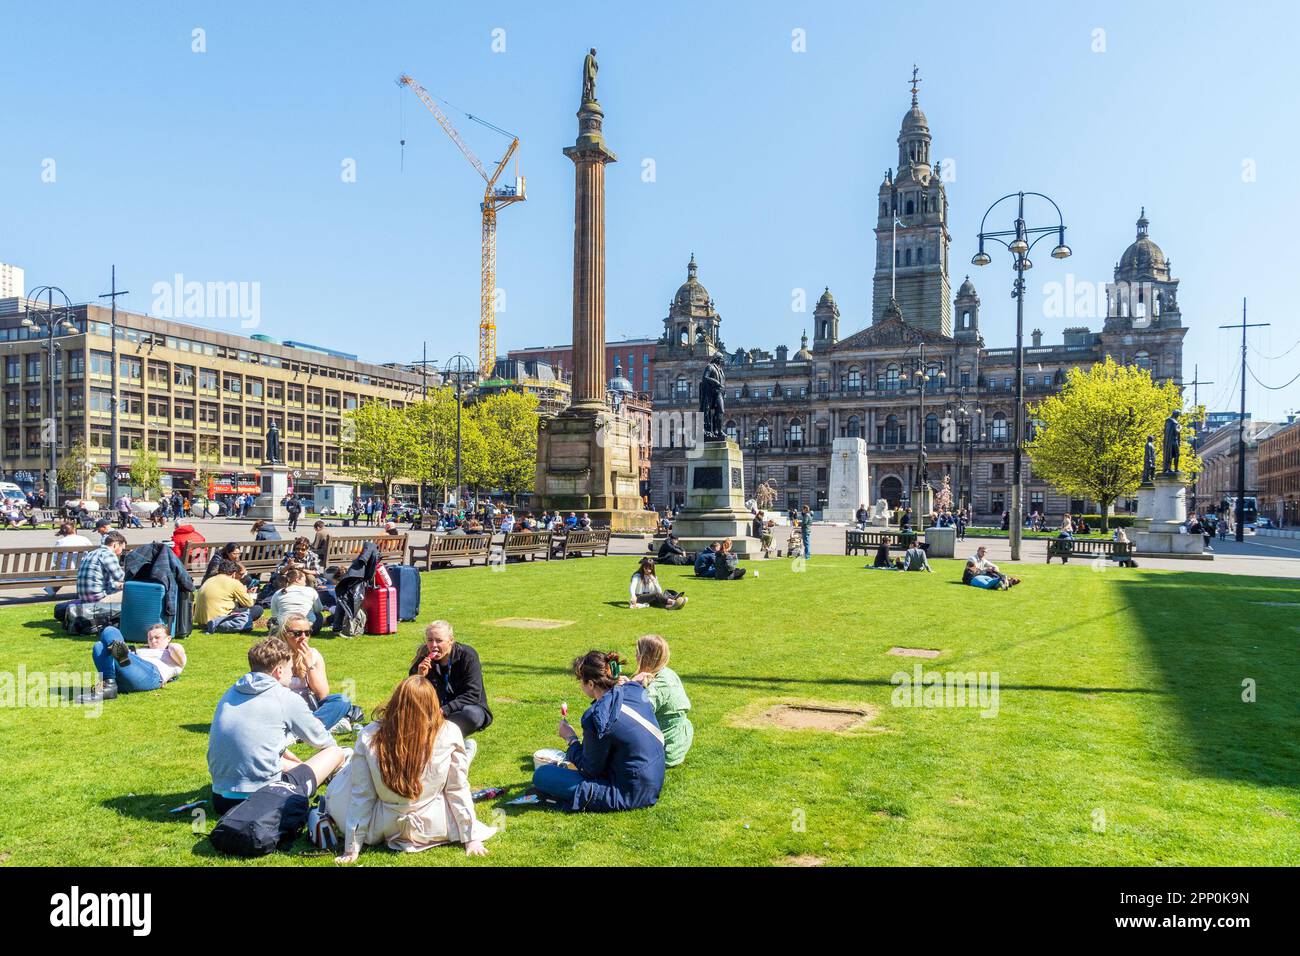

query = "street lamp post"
[99,266,129,509]
[947,388,982,512]
[972,192,1071,561]
[22,286,78,511]
[443,354,474,511]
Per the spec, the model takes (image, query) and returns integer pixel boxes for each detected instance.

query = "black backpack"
[208,781,310,857]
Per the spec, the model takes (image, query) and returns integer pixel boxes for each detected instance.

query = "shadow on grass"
[180,723,211,734]
[1118,572,1300,789]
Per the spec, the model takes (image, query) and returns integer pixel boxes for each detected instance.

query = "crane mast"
[398,74,526,378]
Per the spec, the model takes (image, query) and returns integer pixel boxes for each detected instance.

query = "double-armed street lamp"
[22,286,79,511]
[972,192,1071,561]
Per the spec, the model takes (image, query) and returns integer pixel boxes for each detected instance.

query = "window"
[990,412,1008,442]
[674,376,689,399]
[223,373,242,396]
[307,387,322,407]
[755,419,770,444]
[223,438,243,458]
[199,403,219,428]
[1004,377,1013,392]
[148,433,169,455]
[724,420,738,442]
[787,466,799,483]
[1135,350,1152,371]
[88,427,110,451]
[4,355,18,380]
[885,365,900,390]
[247,378,264,400]
[174,400,195,424]
[845,367,861,390]
[884,414,901,445]
[342,393,357,410]
[267,381,284,402]
[89,389,113,413]
[174,364,195,388]
[787,418,804,448]
[991,491,1005,514]
[1030,491,1045,514]
[325,391,340,410]
[120,393,142,417]
[817,466,828,484]
[288,414,303,433]
[245,409,263,430]
[223,405,242,427]
[845,415,860,438]
[148,361,169,386]
[89,351,113,376]
[246,441,263,460]
[307,417,322,437]
[288,384,304,404]
[199,369,219,391]
[1026,375,1036,388]
[120,357,142,381]
[924,413,940,445]
[307,447,322,465]
[147,397,170,421]
[174,434,195,458]
[991,462,1006,480]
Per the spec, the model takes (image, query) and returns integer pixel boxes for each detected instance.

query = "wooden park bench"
[1046,537,1136,566]
[408,532,493,570]
[498,531,553,562]
[844,529,924,555]
[181,539,294,580]
[0,545,96,596]
[325,533,409,568]
[556,528,611,559]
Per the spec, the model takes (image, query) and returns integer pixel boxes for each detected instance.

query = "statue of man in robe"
[1161,411,1182,475]
[582,48,598,103]
[1141,434,1156,483]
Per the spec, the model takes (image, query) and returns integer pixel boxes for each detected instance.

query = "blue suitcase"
[386,565,421,622]
[121,581,166,643]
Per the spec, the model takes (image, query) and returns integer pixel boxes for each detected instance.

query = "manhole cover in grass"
[888,647,941,659]
[484,617,574,629]
[760,703,876,732]
[777,854,825,867]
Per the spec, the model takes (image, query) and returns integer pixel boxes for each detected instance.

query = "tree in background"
[192,448,222,514]
[57,438,97,500]
[1026,357,1201,530]
[474,391,540,496]
[341,401,415,503]
[128,442,164,500]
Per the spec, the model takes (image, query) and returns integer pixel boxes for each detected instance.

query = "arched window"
[885,414,901,445]
[724,419,738,442]
[916,246,924,264]
[990,412,1008,442]
[880,202,888,217]
[924,413,940,445]
[820,320,828,339]
[756,418,770,444]
[905,248,912,266]
[885,365,900,390]
[845,415,861,438]
[1135,350,1151,371]
[787,418,804,448]
[696,327,706,343]
[846,366,861,391]
[895,249,901,267]
[668,417,676,448]
[678,326,688,346]
[906,199,915,216]
[674,375,689,399]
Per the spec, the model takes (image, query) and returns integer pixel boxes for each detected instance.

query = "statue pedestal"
[534,408,657,532]
[1133,482,1156,531]
[823,437,870,523]
[868,498,891,528]
[671,439,759,555]
[247,464,291,524]
[910,484,934,519]
[1134,473,1210,558]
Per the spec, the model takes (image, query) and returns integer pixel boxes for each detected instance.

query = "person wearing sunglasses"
[281,613,354,732]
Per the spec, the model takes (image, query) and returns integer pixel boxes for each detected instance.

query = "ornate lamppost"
[22,286,79,511]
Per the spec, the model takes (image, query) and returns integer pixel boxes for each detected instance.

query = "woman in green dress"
[627,634,693,768]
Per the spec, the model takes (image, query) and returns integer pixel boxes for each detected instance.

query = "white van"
[0,482,30,507]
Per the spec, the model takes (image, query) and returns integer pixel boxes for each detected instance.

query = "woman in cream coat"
[330,676,496,862]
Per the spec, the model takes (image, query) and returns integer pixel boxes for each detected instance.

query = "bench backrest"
[180,539,294,575]
[430,533,492,553]
[326,534,408,566]
[0,545,96,581]
[503,531,552,551]
[563,529,609,547]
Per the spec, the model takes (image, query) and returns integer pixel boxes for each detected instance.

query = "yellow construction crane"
[398,73,526,378]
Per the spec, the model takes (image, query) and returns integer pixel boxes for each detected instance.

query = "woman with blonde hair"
[280,614,353,731]
[329,675,495,862]
[626,635,693,767]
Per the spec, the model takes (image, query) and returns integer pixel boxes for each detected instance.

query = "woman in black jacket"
[408,620,492,744]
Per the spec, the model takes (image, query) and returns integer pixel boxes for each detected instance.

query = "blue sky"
[3,0,1298,418]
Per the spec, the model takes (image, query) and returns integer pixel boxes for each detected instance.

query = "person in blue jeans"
[799,505,813,559]
[281,614,354,731]
[532,650,665,812]
[91,623,187,695]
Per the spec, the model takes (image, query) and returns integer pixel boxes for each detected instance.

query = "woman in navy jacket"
[533,650,666,812]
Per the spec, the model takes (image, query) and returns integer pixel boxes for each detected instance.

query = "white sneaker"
[465,737,478,764]
[332,718,352,735]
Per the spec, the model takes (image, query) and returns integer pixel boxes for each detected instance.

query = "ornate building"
[649,87,1187,518]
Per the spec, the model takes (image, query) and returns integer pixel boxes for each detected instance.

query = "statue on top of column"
[582,48,598,103]
[699,352,726,441]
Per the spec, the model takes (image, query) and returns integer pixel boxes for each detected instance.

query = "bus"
[208,473,262,497]
[1223,496,1258,526]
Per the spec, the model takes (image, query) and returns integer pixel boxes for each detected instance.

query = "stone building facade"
[649,91,1187,518]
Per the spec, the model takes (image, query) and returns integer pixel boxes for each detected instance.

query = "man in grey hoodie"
[207,635,347,816]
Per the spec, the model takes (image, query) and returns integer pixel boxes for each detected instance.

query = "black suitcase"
[387,564,421,622]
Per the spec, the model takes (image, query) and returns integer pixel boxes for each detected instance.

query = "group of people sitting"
[194,536,339,634]
[962,545,1021,590]
[868,540,932,572]
[202,617,692,862]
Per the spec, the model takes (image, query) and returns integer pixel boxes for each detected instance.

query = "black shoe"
[109,641,132,667]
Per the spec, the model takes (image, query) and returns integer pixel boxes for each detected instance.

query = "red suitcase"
[363,585,398,635]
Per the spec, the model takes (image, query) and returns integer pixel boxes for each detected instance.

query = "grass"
[1,555,1297,867]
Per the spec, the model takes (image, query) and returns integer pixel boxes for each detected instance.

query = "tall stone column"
[564,98,616,411]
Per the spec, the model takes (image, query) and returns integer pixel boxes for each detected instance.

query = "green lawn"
[1,555,1297,867]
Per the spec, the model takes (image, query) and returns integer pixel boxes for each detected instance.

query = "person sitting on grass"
[195,559,264,633]
[693,541,720,578]
[207,635,347,817]
[280,613,355,732]
[531,650,665,812]
[328,676,495,864]
[714,538,746,580]
[408,620,492,755]
[870,541,900,569]
[80,623,188,702]
[902,541,932,572]
[629,557,687,610]
[656,533,691,566]
[269,568,326,635]
[201,542,244,585]
[962,546,1020,590]
[622,635,692,768]
[277,536,323,586]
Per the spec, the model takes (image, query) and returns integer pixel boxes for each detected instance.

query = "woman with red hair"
[327,676,495,862]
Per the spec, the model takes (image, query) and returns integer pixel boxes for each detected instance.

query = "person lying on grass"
[81,623,187,702]
[409,620,492,750]
[207,635,347,818]
[328,676,495,864]
[531,650,665,812]
[618,635,692,768]
[280,613,356,732]
[629,557,687,610]
[268,568,326,636]
[962,546,1020,590]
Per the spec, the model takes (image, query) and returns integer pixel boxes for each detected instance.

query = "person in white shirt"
[629,557,687,610]
[85,623,187,699]
[268,568,326,635]
[50,521,94,594]
[499,513,516,534]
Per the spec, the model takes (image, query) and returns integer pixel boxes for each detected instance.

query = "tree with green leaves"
[58,438,97,500]
[128,443,164,500]
[341,400,415,503]
[474,391,540,495]
[192,447,222,513]
[1026,357,1201,530]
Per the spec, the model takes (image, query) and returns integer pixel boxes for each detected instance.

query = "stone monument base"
[247,464,291,523]
[534,408,657,533]
[1132,472,1211,558]
[823,437,870,523]
[671,438,759,555]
